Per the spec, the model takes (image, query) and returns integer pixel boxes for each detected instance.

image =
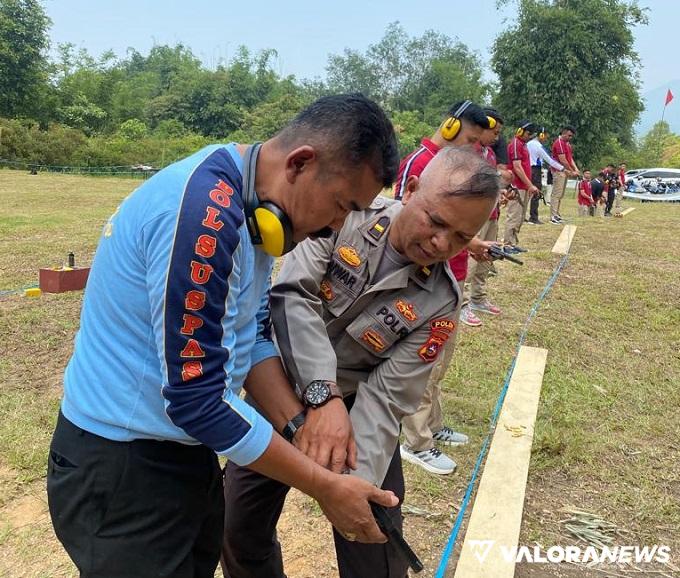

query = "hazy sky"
[43,0,676,98]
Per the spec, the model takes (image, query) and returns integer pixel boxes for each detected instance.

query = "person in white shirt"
[526,129,566,225]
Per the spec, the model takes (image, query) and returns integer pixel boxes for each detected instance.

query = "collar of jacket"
[357,200,441,292]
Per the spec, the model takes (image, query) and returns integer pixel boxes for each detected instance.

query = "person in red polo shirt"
[550,126,581,223]
[504,120,539,251]
[462,108,506,321]
[577,170,595,216]
[396,100,495,475]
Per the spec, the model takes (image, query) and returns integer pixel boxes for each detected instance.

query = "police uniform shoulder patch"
[418,317,455,363]
[338,245,362,268]
[395,299,418,322]
[431,318,455,334]
[415,265,432,283]
[418,332,448,363]
[319,279,334,301]
[361,329,387,353]
[368,216,390,240]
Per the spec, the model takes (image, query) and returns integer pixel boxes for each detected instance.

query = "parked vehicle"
[626,168,680,187]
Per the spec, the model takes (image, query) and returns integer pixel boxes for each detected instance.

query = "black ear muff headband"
[242,143,296,257]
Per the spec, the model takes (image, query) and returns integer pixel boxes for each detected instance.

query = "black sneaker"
[531,219,544,225]
[550,216,561,224]
[513,245,528,253]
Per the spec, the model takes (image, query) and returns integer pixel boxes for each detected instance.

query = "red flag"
[665,89,674,106]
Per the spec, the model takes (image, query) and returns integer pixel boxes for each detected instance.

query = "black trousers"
[222,444,408,578]
[529,165,543,221]
[605,189,616,214]
[47,412,224,578]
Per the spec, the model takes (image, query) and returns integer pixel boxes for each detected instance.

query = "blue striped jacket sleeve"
[144,148,272,464]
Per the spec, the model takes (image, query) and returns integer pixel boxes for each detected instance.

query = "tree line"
[0,0,674,171]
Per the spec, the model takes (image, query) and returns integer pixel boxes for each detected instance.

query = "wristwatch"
[282,410,306,443]
[301,380,343,409]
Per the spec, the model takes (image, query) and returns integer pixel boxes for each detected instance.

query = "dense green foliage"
[492,0,647,165]
[0,0,676,169]
[0,0,51,119]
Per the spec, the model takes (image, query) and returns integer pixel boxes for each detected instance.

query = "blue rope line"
[0,283,39,297]
[434,252,570,578]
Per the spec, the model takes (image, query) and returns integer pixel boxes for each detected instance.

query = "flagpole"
[662,89,674,124]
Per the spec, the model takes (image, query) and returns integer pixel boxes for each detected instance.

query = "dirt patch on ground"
[2,493,47,530]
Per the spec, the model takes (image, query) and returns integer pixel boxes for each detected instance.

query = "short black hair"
[447,100,490,129]
[483,107,504,125]
[517,119,537,134]
[562,125,576,134]
[277,94,399,188]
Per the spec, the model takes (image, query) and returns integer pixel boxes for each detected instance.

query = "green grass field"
[1,170,679,577]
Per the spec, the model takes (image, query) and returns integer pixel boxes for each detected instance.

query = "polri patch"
[431,318,455,334]
[418,318,455,363]
[395,299,417,322]
[338,245,362,268]
[418,330,450,363]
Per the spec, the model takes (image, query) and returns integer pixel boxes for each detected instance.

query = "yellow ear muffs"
[441,116,461,140]
[253,202,295,257]
[486,116,497,129]
[516,121,533,137]
[440,100,472,141]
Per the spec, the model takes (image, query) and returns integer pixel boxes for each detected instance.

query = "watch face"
[305,381,330,406]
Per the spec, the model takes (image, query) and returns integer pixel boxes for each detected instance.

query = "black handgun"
[371,503,424,573]
[488,244,524,265]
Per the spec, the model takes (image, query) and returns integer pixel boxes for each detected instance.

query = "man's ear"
[401,175,419,205]
[285,146,316,183]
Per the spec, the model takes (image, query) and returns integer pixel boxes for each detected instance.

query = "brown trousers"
[402,283,463,451]
[503,189,528,246]
[551,171,568,218]
[463,218,498,306]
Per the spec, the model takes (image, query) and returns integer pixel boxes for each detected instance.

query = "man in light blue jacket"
[47,94,400,578]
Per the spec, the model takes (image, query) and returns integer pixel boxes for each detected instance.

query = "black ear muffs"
[242,143,296,257]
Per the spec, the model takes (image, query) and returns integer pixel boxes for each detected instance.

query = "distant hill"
[637,79,680,136]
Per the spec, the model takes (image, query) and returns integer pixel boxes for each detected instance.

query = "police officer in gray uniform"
[222,147,499,578]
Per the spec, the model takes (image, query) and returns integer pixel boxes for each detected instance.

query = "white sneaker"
[400,444,456,475]
[432,426,469,446]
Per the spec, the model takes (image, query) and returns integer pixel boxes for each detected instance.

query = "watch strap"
[327,382,343,399]
[282,410,306,443]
